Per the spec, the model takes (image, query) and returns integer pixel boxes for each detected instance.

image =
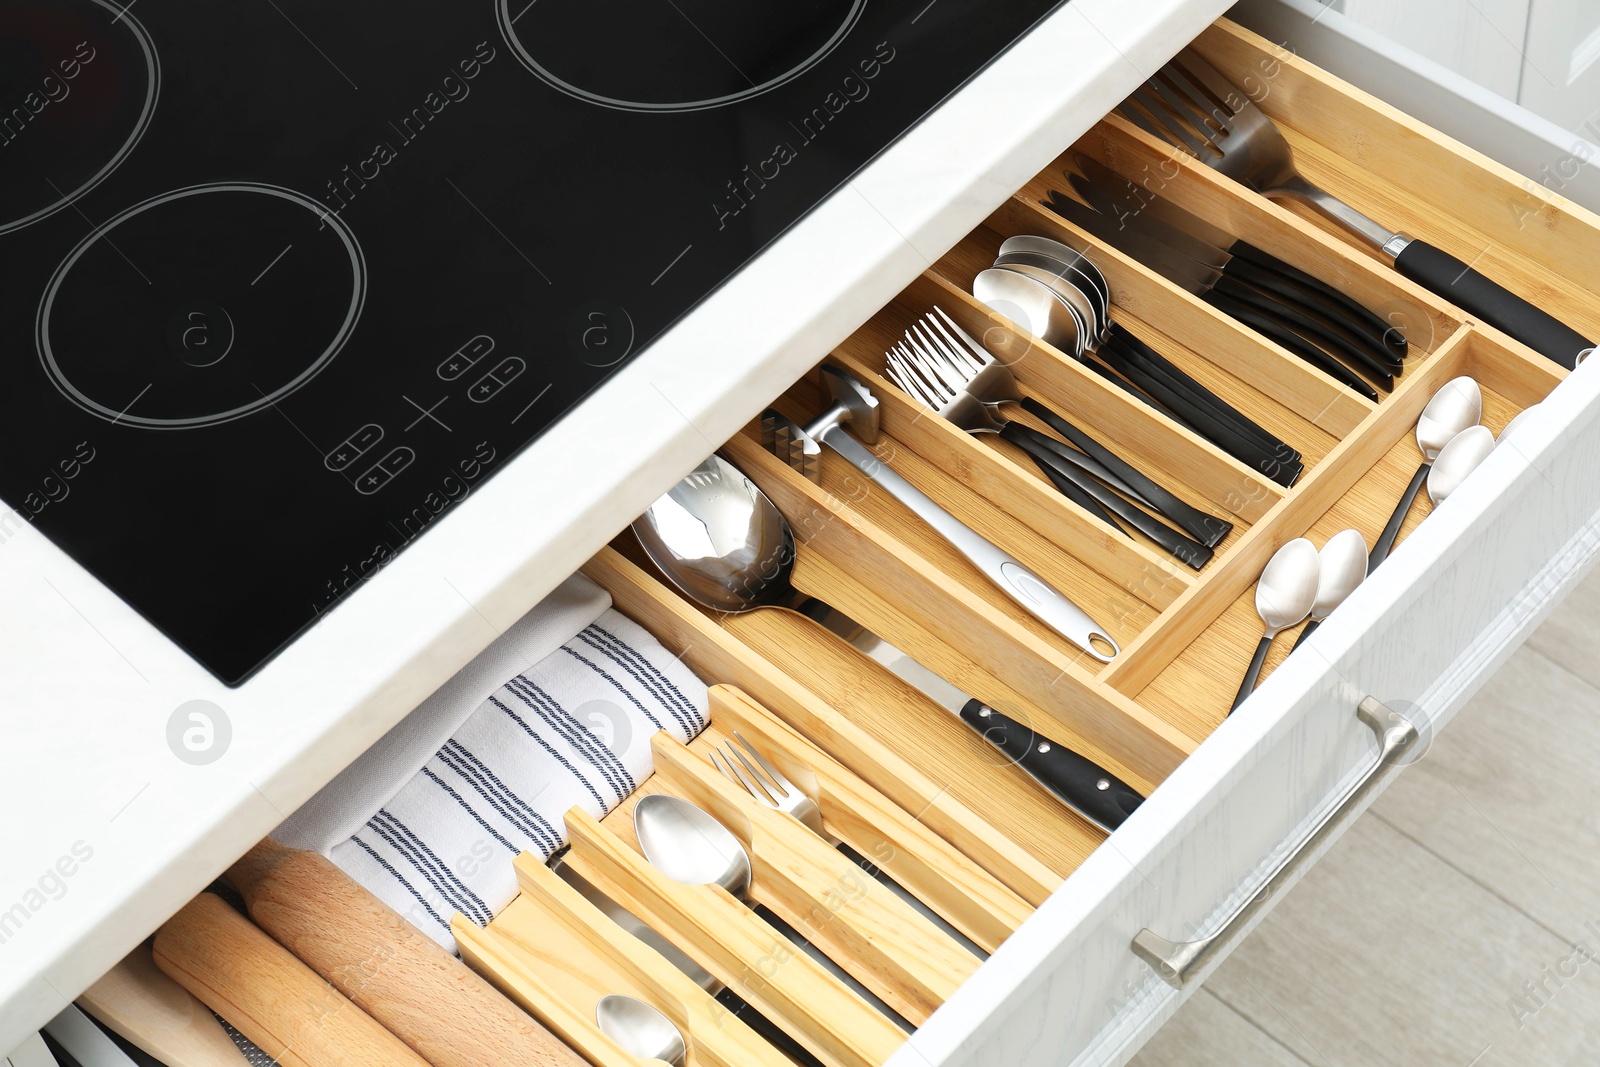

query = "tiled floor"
[1131,568,1600,1066]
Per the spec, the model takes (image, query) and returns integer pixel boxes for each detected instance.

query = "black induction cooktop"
[1,0,1064,685]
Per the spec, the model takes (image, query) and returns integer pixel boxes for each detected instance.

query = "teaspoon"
[1230,538,1321,714]
[1369,376,1482,570]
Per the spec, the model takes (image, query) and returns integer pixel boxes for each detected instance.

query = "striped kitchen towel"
[278,574,708,954]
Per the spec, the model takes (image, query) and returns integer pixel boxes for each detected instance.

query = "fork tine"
[888,343,944,407]
[731,731,796,794]
[1148,74,1226,154]
[1114,98,1173,144]
[1128,85,1210,159]
[921,315,984,375]
[713,743,779,805]
[931,307,994,366]
[909,323,974,395]
[1171,49,1251,121]
[727,741,784,801]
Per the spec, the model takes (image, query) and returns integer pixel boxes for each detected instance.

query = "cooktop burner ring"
[36,182,367,430]
[1,0,161,236]
[496,0,868,113]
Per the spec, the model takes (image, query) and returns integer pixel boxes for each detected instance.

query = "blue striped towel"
[326,604,707,953]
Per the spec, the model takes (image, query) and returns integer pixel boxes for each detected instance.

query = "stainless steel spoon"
[1230,538,1321,714]
[1368,376,1482,570]
[1427,426,1497,505]
[1288,529,1369,652]
[633,793,914,1032]
[1497,405,1539,446]
[973,267,1085,356]
[594,994,687,1066]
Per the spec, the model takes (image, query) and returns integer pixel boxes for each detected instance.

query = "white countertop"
[0,0,1231,1046]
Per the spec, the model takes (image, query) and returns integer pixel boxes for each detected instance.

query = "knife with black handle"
[957,700,1144,833]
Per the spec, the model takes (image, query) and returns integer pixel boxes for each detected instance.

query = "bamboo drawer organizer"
[170,18,1600,1067]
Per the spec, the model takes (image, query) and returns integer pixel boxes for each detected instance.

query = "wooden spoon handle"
[152,893,430,1067]
[79,943,250,1066]
[227,839,586,1067]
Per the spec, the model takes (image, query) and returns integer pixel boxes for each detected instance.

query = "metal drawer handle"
[1132,697,1420,987]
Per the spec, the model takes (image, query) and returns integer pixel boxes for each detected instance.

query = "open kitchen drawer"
[17,6,1600,1067]
[443,15,1600,1067]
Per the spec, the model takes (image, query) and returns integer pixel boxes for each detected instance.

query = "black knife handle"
[1009,429,1129,536]
[1003,423,1213,570]
[1368,461,1431,571]
[1018,396,1234,548]
[1207,292,1382,401]
[1222,260,1403,372]
[1108,326,1304,463]
[958,699,1144,831]
[1212,276,1396,389]
[1094,343,1301,487]
[1227,240,1409,362]
[1394,239,1595,368]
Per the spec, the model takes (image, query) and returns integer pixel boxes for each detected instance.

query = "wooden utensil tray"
[153,17,1600,1067]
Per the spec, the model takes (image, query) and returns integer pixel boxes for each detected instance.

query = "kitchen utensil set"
[972,234,1307,485]
[634,452,1143,832]
[1119,48,1596,368]
[1046,160,1406,400]
[886,307,1226,568]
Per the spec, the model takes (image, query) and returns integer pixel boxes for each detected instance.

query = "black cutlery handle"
[1227,240,1408,362]
[1289,617,1322,653]
[1208,292,1382,401]
[714,987,828,1067]
[1220,265,1402,374]
[1108,326,1305,464]
[1394,240,1594,368]
[1018,396,1234,548]
[1095,337,1304,486]
[1368,461,1431,571]
[1229,634,1276,715]
[957,699,1144,831]
[1010,430,1129,536]
[1212,277,1396,389]
[1005,423,1213,570]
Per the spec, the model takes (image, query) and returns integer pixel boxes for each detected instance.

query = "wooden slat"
[582,546,1084,906]
[651,732,980,1024]
[563,809,907,1067]
[704,685,1033,953]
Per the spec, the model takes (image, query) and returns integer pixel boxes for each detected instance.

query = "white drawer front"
[890,371,1600,1066]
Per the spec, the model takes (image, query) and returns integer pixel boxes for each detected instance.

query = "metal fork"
[887,309,1222,565]
[1118,49,1594,367]
[710,731,827,838]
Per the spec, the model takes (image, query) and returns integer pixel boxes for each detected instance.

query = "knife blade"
[1045,190,1386,400]
[1069,156,1407,371]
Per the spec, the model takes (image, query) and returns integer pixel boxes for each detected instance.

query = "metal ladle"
[594,994,687,1066]
[1369,376,1482,570]
[1230,538,1321,714]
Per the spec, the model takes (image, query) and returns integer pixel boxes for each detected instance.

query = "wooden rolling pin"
[80,943,251,1066]
[153,892,430,1067]
[226,838,587,1067]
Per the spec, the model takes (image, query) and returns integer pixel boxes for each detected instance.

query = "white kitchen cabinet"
[4,3,1600,1066]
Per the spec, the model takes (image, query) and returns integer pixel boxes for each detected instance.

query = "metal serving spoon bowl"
[1231,538,1321,713]
[1497,405,1540,446]
[595,994,688,1067]
[632,455,797,615]
[634,793,753,897]
[1427,425,1497,505]
[1370,376,1483,569]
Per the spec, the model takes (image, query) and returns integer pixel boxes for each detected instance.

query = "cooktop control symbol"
[325,424,385,473]
[36,182,367,430]
[354,446,416,495]
[0,0,160,235]
[437,335,494,381]
[498,0,866,113]
[468,357,526,403]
